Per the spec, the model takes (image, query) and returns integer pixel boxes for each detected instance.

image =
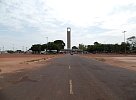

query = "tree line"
[75,36,136,54]
[30,40,65,54]
[30,36,136,54]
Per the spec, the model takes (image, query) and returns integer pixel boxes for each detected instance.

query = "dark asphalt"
[0,55,136,100]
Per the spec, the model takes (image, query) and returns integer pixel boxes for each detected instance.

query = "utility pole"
[3,46,4,51]
[13,44,14,51]
[26,47,27,51]
[122,31,127,54]
[46,37,48,53]
[22,46,24,52]
[0,47,1,54]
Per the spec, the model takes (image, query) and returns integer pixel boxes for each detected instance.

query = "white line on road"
[69,80,74,94]
[69,65,71,69]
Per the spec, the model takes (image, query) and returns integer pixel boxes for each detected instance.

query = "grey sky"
[0,0,136,50]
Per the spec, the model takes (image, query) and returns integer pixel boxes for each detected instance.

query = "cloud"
[0,0,136,50]
[0,0,51,31]
[86,26,112,34]
[110,3,136,15]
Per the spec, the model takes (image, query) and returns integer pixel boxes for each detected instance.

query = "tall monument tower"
[67,27,71,49]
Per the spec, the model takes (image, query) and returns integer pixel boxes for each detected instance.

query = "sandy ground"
[0,53,136,74]
[81,54,136,71]
[0,54,61,74]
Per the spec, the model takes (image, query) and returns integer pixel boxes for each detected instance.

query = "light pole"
[26,47,28,51]
[22,46,24,52]
[12,44,14,51]
[46,37,48,52]
[0,47,1,54]
[122,31,127,54]
[3,46,4,51]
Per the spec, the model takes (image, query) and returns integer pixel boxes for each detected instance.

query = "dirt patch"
[94,58,106,62]
[0,54,62,74]
[81,54,136,71]
[131,66,136,67]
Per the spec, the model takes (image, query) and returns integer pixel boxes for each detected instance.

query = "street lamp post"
[26,47,28,51]
[12,44,14,51]
[22,46,24,52]
[46,37,48,53]
[3,46,4,51]
[122,31,127,54]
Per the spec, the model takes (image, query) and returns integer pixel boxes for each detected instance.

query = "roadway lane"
[0,55,136,100]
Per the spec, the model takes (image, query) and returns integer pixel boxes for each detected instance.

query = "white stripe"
[69,65,71,69]
[69,80,73,94]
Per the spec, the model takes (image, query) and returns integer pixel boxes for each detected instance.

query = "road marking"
[69,65,71,69]
[69,80,74,94]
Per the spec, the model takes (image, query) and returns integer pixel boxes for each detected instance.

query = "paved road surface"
[0,55,136,100]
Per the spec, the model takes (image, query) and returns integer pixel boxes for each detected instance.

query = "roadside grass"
[20,57,51,64]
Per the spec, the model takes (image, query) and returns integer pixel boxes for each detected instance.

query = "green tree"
[79,44,87,51]
[41,44,47,51]
[72,46,78,50]
[47,42,57,51]
[127,36,136,52]
[87,45,95,53]
[114,44,121,53]
[120,42,126,53]
[94,42,99,45]
[54,40,65,53]
[30,44,42,54]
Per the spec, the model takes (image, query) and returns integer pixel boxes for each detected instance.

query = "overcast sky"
[0,0,136,50]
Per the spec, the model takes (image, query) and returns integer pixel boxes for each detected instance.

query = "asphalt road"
[0,55,136,100]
